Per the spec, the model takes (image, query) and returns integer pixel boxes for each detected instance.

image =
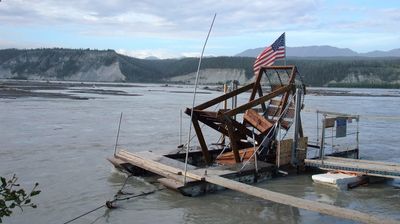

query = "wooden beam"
[222,85,291,117]
[192,116,211,164]
[196,116,229,136]
[116,150,200,182]
[244,109,274,135]
[249,70,263,101]
[257,85,267,112]
[194,83,254,110]
[277,67,297,116]
[202,175,397,224]
[262,65,295,70]
[116,149,398,224]
[225,120,241,163]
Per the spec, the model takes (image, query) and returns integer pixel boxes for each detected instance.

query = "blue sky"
[1,0,399,58]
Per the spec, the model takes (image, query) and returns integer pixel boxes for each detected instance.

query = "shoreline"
[0,79,399,99]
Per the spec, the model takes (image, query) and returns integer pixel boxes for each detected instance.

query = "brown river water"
[1,82,399,223]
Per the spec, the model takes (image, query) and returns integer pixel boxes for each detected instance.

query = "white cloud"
[0,0,322,37]
[0,0,399,53]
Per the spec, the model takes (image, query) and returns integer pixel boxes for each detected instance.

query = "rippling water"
[1,83,399,223]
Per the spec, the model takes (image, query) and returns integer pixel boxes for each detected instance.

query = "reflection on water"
[0,84,399,223]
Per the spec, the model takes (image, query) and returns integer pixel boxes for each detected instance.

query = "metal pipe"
[356,115,360,159]
[252,128,258,174]
[277,124,281,168]
[291,88,302,166]
[316,111,319,145]
[320,115,326,164]
[184,13,216,184]
[179,109,182,146]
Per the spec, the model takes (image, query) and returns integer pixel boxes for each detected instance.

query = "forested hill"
[0,48,399,88]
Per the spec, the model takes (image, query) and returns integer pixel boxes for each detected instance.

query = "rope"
[63,204,106,224]
[62,175,162,224]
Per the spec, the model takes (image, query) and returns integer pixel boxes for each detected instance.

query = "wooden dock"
[305,156,400,179]
[112,150,399,224]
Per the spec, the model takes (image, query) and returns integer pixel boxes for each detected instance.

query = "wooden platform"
[109,149,398,224]
[305,156,400,179]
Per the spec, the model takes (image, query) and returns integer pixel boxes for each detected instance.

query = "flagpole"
[284,32,286,65]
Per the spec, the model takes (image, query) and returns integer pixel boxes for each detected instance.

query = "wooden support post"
[257,85,267,113]
[225,120,241,163]
[277,67,297,116]
[222,83,228,145]
[249,68,264,101]
[197,116,229,136]
[192,116,211,164]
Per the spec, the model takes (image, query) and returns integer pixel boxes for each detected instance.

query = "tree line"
[1,48,399,88]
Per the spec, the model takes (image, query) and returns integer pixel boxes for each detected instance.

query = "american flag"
[253,33,285,73]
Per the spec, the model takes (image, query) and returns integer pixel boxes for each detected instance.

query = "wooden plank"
[305,158,400,179]
[216,147,256,165]
[116,150,200,182]
[306,158,400,173]
[325,156,400,167]
[134,151,197,170]
[202,175,398,224]
[116,150,397,223]
[243,109,273,134]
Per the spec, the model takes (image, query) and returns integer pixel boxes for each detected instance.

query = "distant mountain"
[144,56,160,60]
[236,45,400,58]
[360,48,400,57]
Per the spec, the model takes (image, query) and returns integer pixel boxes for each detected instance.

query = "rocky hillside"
[0,48,126,82]
[1,48,400,88]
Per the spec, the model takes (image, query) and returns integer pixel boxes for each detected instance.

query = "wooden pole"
[221,83,228,145]
[192,116,211,164]
[225,120,241,163]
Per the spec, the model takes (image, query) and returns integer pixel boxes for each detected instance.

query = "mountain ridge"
[236,45,400,58]
[0,48,399,88]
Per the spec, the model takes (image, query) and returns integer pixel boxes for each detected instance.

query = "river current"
[1,83,399,223]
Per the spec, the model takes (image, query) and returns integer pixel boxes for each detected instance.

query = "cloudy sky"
[1,0,399,58]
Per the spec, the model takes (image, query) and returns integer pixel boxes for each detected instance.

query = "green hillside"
[0,48,399,88]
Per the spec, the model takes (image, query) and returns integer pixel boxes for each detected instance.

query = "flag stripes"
[253,33,285,74]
